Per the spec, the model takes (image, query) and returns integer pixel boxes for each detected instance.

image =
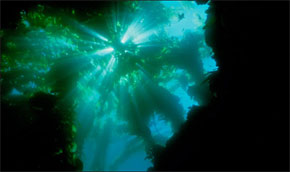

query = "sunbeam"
[1,1,217,171]
[94,47,114,56]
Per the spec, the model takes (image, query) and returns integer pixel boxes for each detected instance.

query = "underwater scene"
[1,1,218,171]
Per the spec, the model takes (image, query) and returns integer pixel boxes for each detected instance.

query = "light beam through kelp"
[1,1,217,171]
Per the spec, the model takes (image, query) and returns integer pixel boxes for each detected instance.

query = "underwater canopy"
[1,1,217,171]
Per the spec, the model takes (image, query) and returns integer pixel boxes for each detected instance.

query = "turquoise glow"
[202,56,218,73]
[1,1,216,171]
[149,113,174,145]
[162,1,209,38]
[10,88,23,96]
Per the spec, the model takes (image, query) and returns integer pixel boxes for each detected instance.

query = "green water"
[1,1,217,171]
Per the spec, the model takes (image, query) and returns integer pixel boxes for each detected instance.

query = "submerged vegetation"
[1,1,217,171]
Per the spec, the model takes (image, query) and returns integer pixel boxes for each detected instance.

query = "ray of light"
[94,47,114,56]
[132,29,156,45]
[71,20,109,42]
[101,55,116,76]
[120,12,151,44]
[1,2,216,171]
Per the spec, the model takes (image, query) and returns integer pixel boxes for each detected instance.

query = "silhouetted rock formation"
[1,92,83,171]
[150,1,289,171]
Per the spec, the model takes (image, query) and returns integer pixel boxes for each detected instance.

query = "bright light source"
[95,47,114,56]
[121,22,141,44]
